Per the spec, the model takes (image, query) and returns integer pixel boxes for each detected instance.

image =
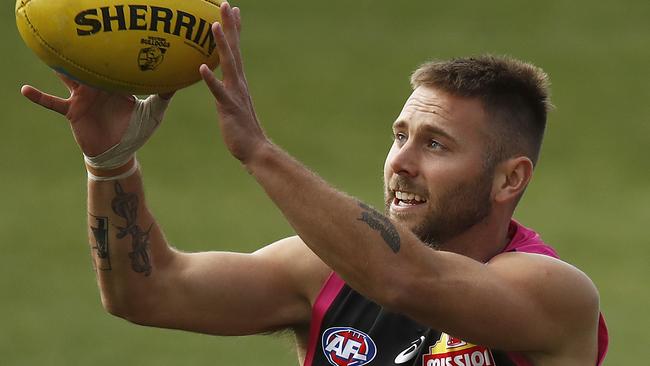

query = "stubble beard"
[385,169,494,248]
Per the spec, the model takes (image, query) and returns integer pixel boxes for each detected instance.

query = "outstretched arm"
[21,70,324,336]
[200,2,600,355]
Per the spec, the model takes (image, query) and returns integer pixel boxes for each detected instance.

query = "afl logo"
[322,327,377,366]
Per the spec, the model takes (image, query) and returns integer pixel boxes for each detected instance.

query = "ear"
[492,156,534,204]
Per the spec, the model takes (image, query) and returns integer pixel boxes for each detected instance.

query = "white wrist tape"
[87,160,140,181]
[84,94,171,170]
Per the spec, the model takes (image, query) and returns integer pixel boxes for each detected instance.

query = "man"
[21,3,607,365]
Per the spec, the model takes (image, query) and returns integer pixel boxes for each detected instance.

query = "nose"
[387,141,419,178]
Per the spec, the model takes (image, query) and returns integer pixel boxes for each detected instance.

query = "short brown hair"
[411,55,552,167]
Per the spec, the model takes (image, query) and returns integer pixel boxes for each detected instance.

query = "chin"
[386,208,421,230]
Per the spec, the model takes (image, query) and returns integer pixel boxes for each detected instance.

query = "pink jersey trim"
[303,272,345,366]
[596,313,609,366]
[503,219,559,258]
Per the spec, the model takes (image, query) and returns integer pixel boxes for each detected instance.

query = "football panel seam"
[201,0,222,8]
[15,0,33,14]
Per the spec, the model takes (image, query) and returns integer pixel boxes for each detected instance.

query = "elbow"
[99,293,153,325]
[101,297,123,318]
[100,296,135,321]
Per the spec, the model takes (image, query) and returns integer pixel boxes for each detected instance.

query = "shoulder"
[253,236,332,306]
[488,252,600,359]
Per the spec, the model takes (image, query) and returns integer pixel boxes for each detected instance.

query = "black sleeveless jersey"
[304,273,519,366]
[302,221,609,366]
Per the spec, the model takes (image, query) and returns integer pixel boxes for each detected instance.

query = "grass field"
[2,0,649,364]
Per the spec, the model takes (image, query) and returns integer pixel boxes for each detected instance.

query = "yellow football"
[16,0,222,94]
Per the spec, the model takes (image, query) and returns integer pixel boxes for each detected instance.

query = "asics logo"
[394,336,426,364]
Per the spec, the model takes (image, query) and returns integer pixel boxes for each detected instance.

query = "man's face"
[384,86,496,246]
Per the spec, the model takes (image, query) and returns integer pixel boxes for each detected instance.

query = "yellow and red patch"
[422,333,496,366]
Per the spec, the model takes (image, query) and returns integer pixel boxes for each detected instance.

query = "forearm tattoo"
[111,182,153,276]
[90,215,111,271]
[357,202,401,253]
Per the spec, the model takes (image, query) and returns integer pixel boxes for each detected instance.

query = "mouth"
[390,190,428,210]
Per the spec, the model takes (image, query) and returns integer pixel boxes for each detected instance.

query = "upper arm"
[129,236,330,336]
[392,250,600,354]
[486,252,600,352]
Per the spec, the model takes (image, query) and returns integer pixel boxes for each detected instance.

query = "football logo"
[138,36,170,71]
[322,327,377,366]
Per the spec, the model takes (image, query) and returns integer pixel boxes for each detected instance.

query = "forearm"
[86,159,175,318]
[245,143,431,306]
[243,144,582,350]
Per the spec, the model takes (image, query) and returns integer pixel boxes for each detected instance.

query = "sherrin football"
[16,0,222,94]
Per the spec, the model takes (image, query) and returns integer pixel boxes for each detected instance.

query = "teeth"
[394,190,426,202]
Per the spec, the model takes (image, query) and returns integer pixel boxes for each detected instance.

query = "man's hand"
[200,2,269,163]
[21,75,172,167]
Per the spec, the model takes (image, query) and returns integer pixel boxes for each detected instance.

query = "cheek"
[383,159,391,182]
[383,147,397,180]
[419,161,470,196]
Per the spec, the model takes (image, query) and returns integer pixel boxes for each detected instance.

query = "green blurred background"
[2,0,648,364]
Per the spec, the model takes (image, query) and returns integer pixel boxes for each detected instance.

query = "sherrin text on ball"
[16,0,223,94]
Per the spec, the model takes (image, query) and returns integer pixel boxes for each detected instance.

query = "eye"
[429,140,443,149]
[394,132,407,144]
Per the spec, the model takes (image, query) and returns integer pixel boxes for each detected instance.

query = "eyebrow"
[392,120,458,145]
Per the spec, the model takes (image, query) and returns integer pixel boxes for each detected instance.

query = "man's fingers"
[221,3,241,50]
[218,3,245,78]
[233,7,242,33]
[200,64,233,104]
[228,6,245,77]
[212,22,238,82]
[221,2,238,44]
[21,85,70,116]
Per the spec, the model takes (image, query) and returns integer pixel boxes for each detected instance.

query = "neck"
[437,209,513,262]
